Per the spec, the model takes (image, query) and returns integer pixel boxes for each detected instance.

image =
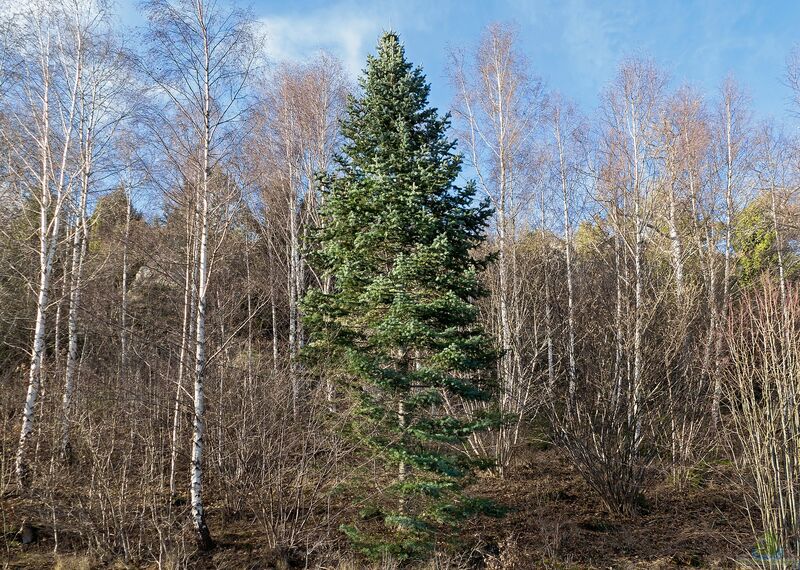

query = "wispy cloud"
[559,0,643,82]
[507,0,642,107]
[261,5,387,78]
[259,0,441,78]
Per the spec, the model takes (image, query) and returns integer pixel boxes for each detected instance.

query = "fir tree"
[302,32,499,560]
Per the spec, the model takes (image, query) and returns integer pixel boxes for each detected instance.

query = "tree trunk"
[712,95,735,430]
[555,112,577,399]
[17,46,80,487]
[61,159,90,461]
[190,26,213,550]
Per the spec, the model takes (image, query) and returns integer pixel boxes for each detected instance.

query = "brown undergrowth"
[1,444,755,569]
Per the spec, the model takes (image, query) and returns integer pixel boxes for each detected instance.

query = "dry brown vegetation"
[2,2,800,569]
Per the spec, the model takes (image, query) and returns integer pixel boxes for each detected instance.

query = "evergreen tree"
[302,32,498,560]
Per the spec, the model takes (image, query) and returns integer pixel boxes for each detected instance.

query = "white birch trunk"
[120,187,131,379]
[554,111,577,399]
[668,179,685,299]
[541,190,554,391]
[191,190,211,548]
[190,21,213,547]
[60,152,90,460]
[630,101,644,452]
[712,95,735,429]
[268,224,279,371]
[61,85,95,459]
[288,159,301,418]
[16,26,82,487]
[612,203,624,411]
[170,200,197,498]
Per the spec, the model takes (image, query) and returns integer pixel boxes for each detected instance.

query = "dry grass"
[53,555,94,570]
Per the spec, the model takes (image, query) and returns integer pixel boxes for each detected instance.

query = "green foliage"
[302,32,499,561]
[755,531,781,557]
[573,218,609,256]
[341,496,505,562]
[88,188,142,253]
[733,199,778,287]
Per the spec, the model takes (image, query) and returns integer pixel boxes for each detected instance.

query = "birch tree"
[659,87,714,480]
[449,22,545,474]
[605,58,666,449]
[554,59,668,516]
[60,5,130,460]
[2,0,93,488]
[756,124,795,306]
[711,78,751,428]
[548,95,585,401]
[253,55,347,412]
[141,0,258,548]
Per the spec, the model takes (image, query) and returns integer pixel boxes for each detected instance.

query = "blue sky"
[119,0,800,123]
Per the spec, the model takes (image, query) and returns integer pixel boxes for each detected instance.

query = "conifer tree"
[303,32,498,560]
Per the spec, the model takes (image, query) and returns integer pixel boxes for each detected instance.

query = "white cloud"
[560,0,636,81]
[261,6,388,78]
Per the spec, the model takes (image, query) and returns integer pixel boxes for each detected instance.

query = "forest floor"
[458,444,754,568]
[1,444,759,569]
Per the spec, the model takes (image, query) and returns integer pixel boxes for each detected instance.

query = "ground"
[0,444,757,569]
[459,445,753,568]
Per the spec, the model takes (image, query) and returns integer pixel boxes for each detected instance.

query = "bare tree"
[554,58,669,515]
[711,77,751,428]
[449,22,545,474]
[548,94,585,401]
[2,0,95,488]
[658,87,714,482]
[726,281,800,563]
[249,54,347,412]
[141,0,259,548]
[60,4,130,460]
[604,57,667,450]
